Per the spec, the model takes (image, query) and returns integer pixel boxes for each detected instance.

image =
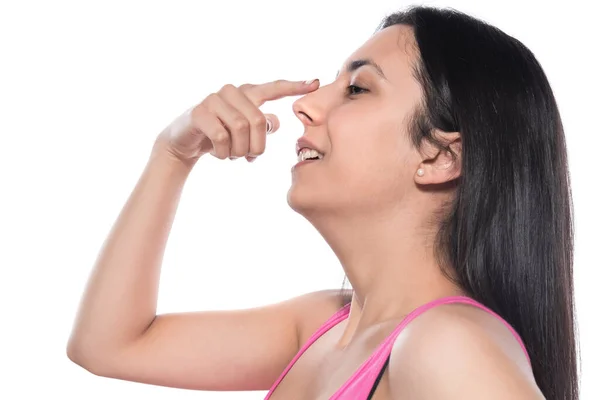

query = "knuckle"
[189,103,205,120]
[206,92,220,101]
[201,93,219,108]
[219,84,236,92]
[212,130,229,144]
[231,117,250,133]
[189,105,210,128]
[251,114,267,129]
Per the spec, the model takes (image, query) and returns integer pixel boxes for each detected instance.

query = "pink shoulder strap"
[263,302,351,399]
[329,295,531,399]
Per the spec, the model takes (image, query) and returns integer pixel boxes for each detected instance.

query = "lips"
[296,137,324,156]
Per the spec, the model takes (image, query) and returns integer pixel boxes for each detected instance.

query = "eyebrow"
[335,58,387,80]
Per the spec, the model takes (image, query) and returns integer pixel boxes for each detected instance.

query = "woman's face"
[288,24,427,216]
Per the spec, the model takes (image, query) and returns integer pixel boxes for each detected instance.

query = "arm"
[66,148,347,390]
[67,77,338,391]
[67,150,193,362]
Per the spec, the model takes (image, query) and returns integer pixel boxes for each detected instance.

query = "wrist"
[148,146,198,177]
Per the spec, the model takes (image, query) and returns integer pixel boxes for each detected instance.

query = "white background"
[1,0,597,398]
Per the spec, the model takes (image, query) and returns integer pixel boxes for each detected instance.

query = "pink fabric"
[264,295,530,399]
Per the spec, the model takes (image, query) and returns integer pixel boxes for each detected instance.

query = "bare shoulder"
[388,302,544,399]
[294,288,352,346]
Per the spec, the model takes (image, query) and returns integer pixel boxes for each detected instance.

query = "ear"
[414,131,462,185]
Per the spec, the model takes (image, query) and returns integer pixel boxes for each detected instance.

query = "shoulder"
[388,302,543,399]
[293,289,352,346]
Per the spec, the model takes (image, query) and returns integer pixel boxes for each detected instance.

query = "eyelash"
[346,84,368,96]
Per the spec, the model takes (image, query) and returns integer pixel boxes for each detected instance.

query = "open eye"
[346,84,368,96]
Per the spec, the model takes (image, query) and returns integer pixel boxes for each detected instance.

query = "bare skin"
[67,25,544,400]
[66,79,345,392]
[282,24,542,399]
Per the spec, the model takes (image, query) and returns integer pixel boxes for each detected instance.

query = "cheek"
[329,107,405,167]
[327,109,410,193]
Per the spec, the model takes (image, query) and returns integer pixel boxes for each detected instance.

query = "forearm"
[67,149,194,359]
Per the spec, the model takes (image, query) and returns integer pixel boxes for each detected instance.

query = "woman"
[66,6,578,399]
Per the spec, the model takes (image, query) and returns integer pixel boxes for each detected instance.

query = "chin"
[287,184,312,214]
[287,183,346,218]
[286,183,327,215]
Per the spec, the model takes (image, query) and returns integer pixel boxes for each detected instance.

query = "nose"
[292,97,315,126]
[292,83,329,127]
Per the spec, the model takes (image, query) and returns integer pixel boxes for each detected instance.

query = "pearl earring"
[417,168,425,176]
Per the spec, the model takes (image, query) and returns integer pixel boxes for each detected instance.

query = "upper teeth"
[298,148,324,162]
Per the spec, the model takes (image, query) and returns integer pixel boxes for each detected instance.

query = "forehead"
[339,24,418,84]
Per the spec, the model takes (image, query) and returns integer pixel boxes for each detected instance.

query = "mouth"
[292,148,324,171]
[296,148,324,163]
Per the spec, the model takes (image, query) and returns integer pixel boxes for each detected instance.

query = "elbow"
[66,340,110,377]
[66,340,85,367]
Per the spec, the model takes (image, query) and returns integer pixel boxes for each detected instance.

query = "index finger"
[241,79,319,105]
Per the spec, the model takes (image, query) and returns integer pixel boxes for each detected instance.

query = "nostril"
[292,98,315,125]
[298,111,313,123]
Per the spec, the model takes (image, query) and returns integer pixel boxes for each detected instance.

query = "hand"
[153,79,319,165]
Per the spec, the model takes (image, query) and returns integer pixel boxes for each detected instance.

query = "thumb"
[264,114,280,134]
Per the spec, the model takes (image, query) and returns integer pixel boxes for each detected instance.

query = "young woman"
[67,6,578,399]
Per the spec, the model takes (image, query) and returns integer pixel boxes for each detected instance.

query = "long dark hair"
[341,6,578,399]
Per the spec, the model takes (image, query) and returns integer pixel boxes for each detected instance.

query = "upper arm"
[77,289,348,392]
[388,305,544,399]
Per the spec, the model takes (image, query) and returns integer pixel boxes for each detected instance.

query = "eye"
[346,84,368,96]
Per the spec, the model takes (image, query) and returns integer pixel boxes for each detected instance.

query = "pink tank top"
[264,295,530,399]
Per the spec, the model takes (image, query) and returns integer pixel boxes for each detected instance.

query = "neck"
[307,203,465,348]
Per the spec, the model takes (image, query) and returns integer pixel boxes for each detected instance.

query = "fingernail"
[303,79,318,85]
[248,157,257,163]
[266,119,273,133]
